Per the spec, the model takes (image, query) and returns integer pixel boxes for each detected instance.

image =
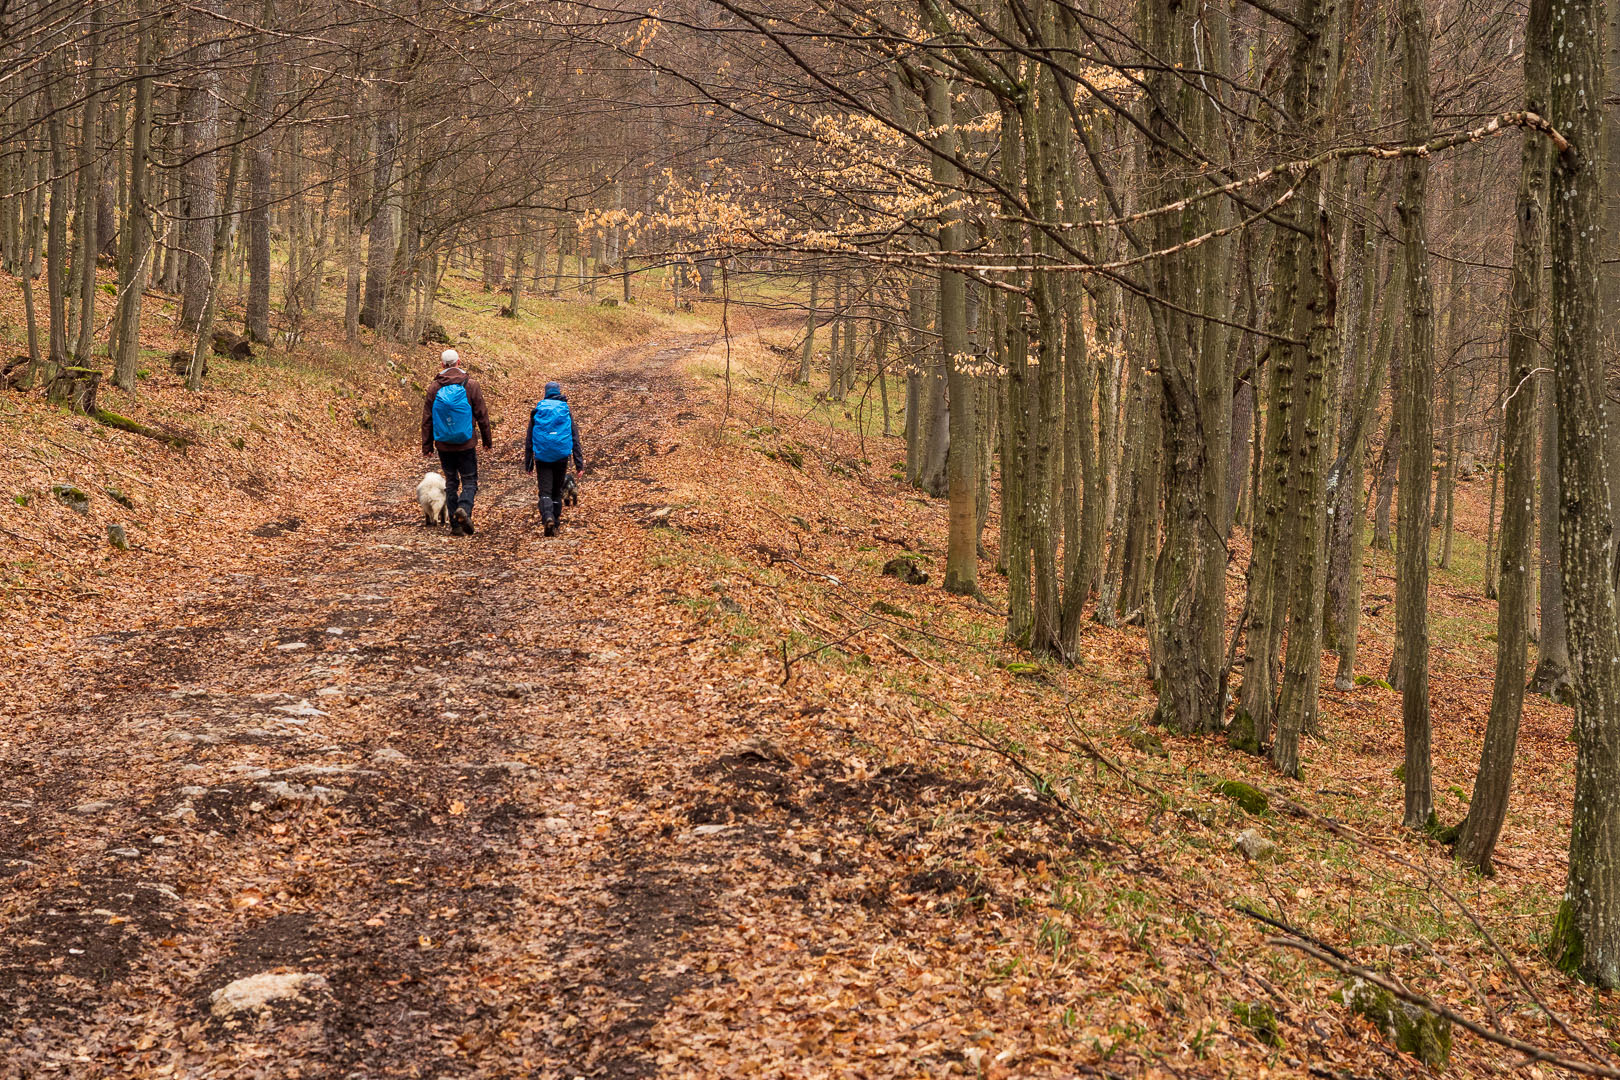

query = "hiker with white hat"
[421,349,492,535]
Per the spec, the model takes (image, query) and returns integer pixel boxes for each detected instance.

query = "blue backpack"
[432,383,475,444]
[530,398,574,461]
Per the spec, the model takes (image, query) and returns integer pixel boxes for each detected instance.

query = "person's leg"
[459,450,479,520]
[548,461,567,524]
[539,461,560,532]
[437,450,463,532]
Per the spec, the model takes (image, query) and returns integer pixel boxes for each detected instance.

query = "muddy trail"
[0,335,1081,1079]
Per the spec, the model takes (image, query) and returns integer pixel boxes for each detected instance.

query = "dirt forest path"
[2,331,1104,1080]
[0,335,761,1077]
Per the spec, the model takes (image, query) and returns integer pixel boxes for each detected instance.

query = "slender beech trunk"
[1484,424,1503,599]
[74,7,104,362]
[111,10,157,392]
[1334,255,1402,689]
[903,276,924,477]
[925,73,976,596]
[44,64,70,370]
[1455,1,1547,871]
[798,275,816,384]
[1546,0,1620,986]
[245,47,275,343]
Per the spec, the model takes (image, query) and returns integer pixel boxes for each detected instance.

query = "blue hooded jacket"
[524,382,585,471]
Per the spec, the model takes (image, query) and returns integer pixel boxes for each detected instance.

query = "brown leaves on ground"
[0,285,1603,1079]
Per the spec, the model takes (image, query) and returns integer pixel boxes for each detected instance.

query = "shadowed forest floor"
[0,290,1611,1078]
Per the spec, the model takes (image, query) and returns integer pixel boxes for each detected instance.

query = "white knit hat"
[440,348,461,368]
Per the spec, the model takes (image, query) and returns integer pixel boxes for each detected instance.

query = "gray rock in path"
[276,765,376,779]
[371,748,408,765]
[71,801,116,815]
[106,848,141,860]
[209,972,330,1019]
[255,780,342,807]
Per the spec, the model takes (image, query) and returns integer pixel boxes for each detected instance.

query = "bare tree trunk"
[923,73,976,597]
[360,76,398,332]
[1455,0,1546,872]
[44,61,70,370]
[1395,0,1436,830]
[1546,0,1620,986]
[798,275,816,384]
[245,45,275,343]
[186,62,256,390]
[111,6,157,392]
[73,5,104,362]
[178,12,222,333]
[1531,383,1574,697]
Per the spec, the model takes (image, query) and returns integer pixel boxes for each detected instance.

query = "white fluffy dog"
[417,471,449,526]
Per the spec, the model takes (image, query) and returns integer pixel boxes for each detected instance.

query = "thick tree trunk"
[1144,0,1224,733]
[178,16,222,333]
[1531,378,1574,697]
[1545,0,1620,987]
[360,93,398,332]
[186,64,255,391]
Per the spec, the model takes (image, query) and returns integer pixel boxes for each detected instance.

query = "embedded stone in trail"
[209,972,330,1019]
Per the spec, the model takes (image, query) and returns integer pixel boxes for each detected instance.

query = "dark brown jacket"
[421,369,492,454]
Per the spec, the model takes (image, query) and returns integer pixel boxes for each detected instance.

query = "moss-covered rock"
[1216,779,1269,815]
[1119,724,1167,757]
[1232,1001,1284,1047]
[1227,710,1261,754]
[1337,978,1452,1068]
[1004,661,1043,678]
[870,600,913,620]
[1177,805,1215,827]
[51,483,89,515]
[1233,828,1280,862]
[104,486,133,509]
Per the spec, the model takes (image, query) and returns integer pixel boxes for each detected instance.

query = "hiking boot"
[543,519,557,538]
[449,516,465,536]
[452,508,472,536]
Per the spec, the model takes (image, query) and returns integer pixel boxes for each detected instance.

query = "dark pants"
[438,448,478,518]
[535,459,568,523]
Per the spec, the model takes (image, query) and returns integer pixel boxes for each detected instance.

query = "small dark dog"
[563,474,579,507]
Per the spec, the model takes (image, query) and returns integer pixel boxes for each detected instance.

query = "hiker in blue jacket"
[524,381,585,537]
[421,349,492,535]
